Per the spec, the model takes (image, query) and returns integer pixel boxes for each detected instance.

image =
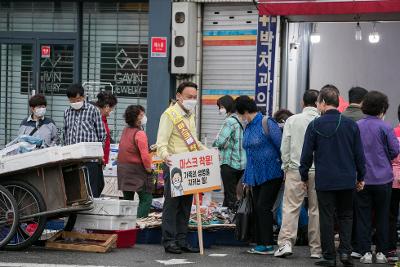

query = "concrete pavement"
[0,245,393,267]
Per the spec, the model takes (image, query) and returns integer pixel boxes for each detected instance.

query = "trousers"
[277,170,321,255]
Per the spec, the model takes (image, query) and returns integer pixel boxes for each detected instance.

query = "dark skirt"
[117,162,153,193]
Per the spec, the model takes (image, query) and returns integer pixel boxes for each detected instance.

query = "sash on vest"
[165,106,199,152]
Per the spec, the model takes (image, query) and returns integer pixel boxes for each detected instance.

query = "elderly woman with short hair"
[235,95,283,255]
[117,105,153,218]
[355,91,400,264]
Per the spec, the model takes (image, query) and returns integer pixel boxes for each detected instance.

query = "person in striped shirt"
[64,84,106,197]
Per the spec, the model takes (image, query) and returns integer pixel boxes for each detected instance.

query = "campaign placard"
[169,149,222,197]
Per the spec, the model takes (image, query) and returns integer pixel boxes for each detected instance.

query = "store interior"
[283,19,400,125]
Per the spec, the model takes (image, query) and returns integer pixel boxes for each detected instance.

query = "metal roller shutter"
[82,2,149,143]
[0,2,148,147]
[0,2,78,146]
[200,3,258,146]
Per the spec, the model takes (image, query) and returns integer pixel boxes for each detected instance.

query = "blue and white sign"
[255,15,277,116]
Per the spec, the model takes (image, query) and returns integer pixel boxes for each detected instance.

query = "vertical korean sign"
[255,15,277,116]
[169,149,221,197]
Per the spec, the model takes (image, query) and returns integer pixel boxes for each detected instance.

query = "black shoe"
[180,244,200,253]
[165,245,182,254]
[315,259,336,267]
[340,253,353,266]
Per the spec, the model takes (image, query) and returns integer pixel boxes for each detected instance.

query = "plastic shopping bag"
[234,188,254,242]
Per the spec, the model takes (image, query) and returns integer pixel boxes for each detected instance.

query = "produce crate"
[46,231,117,253]
[74,214,136,231]
[93,228,138,248]
[83,198,138,216]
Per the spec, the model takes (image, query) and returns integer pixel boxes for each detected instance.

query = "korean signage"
[100,44,148,98]
[151,37,167,58]
[169,149,222,198]
[255,15,277,116]
[21,44,74,95]
[41,45,51,58]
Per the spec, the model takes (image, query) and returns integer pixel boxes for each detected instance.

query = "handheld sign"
[169,149,222,197]
[169,149,222,255]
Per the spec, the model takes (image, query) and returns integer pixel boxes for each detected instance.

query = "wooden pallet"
[46,231,117,253]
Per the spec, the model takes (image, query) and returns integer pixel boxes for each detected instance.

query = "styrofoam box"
[101,177,123,197]
[58,142,104,161]
[83,198,138,216]
[74,214,137,231]
[0,142,103,175]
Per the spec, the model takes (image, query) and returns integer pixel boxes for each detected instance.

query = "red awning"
[258,0,400,16]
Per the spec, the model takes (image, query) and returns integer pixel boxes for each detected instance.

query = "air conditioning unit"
[171,2,198,74]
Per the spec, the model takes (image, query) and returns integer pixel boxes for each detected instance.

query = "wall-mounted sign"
[41,45,51,58]
[151,37,167,58]
[100,44,148,98]
[254,15,277,116]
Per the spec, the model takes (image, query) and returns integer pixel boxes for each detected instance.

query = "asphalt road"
[0,245,394,267]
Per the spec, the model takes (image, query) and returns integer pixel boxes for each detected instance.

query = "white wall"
[310,22,400,126]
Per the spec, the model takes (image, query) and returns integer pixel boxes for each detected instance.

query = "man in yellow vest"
[156,81,206,254]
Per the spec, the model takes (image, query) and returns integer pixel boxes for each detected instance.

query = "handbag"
[234,187,254,242]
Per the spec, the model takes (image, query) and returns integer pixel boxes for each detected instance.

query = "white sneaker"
[375,252,388,264]
[310,254,322,259]
[360,252,373,264]
[274,243,293,258]
[351,252,362,259]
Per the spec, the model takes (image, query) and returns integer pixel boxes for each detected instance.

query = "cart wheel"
[0,184,19,248]
[2,181,46,250]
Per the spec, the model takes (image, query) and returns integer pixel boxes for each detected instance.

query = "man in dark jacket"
[341,86,368,259]
[342,87,368,122]
[300,85,366,267]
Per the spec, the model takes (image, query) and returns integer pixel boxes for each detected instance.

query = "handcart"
[0,142,103,250]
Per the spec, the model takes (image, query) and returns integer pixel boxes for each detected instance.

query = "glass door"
[0,42,34,146]
[37,40,77,139]
[0,38,78,146]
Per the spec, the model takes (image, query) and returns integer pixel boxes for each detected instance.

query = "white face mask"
[219,108,227,116]
[70,101,84,110]
[34,107,46,118]
[140,115,148,126]
[239,115,248,125]
[182,100,197,112]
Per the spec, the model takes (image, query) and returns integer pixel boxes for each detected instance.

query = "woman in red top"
[94,91,118,165]
[117,105,153,218]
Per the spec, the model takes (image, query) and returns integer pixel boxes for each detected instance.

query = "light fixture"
[355,22,362,41]
[310,23,321,44]
[368,22,380,44]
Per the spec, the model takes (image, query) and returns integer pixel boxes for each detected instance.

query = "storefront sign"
[254,15,277,116]
[258,0,400,16]
[100,44,148,98]
[169,149,222,198]
[21,44,74,95]
[41,45,51,58]
[151,37,167,57]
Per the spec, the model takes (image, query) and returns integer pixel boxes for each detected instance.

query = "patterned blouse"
[213,114,246,170]
[242,113,283,186]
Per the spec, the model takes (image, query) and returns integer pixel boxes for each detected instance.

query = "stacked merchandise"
[136,196,238,247]
[75,198,139,248]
